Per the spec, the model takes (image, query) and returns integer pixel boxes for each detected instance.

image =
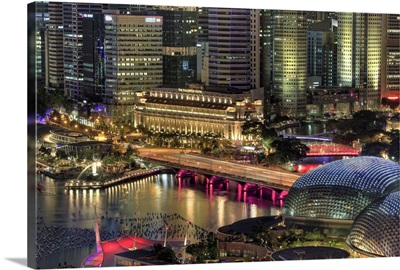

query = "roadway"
[137,148,301,189]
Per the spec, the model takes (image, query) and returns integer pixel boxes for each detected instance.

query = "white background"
[1,0,399,269]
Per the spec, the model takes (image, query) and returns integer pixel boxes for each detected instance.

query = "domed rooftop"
[347,191,400,257]
[283,156,400,220]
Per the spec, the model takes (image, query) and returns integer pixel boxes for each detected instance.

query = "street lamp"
[129,232,137,250]
[182,220,190,264]
[184,220,189,246]
[163,225,169,247]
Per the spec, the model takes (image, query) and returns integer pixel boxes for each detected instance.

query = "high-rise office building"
[250,9,261,90]
[103,14,163,121]
[307,18,337,88]
[381,14,400,100]
[158,9,198,87]
[337,13,383,110]
[34,1,49,90]
[62,2,103,100]
[46,1,64,91]
[196,7,209,83]
[261,10,308,118]
[206,8,253,90]
[82,13,105,103]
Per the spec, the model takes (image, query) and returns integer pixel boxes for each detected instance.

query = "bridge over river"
[138,148,301,191]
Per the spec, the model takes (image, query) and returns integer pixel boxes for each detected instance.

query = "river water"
[282,121,328,136]
[36,172,282,269]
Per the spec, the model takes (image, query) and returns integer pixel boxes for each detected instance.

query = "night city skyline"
[32,1,399,122]
[17,0,400,270]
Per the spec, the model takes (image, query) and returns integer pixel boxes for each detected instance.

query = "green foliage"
[151,243,177,263]
[38,145,52,155]
[272,114,290,124]
[157,247,177,263]
[303,228,326,242]
[388,135,399,162]
[124,145,137,159]
[241,121,264,138]
[55,149,68,160]
[186,232,218,262]
[267,137,310,164]
[361,142,389,157]
[37,87,73,117]
[332,110,387,145]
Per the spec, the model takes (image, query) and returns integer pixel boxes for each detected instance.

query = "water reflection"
[37,172,281,268]
[284,122,328,135]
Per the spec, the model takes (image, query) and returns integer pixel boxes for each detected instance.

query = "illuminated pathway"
[138,148,301,190]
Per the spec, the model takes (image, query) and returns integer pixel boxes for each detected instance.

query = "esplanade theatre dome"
[283,156,400,222]
[347,191,400,257]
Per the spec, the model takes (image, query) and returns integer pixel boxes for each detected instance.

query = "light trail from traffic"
[138,148,301,189]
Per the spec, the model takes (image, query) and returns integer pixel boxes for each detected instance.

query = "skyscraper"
[337,13,383,110]
[46,1,64,91]
[307,18,337,88]
[381,14,400,101]
[158,9,198,87]
[82,13,105,103]
[103,14,163,121]
[206,8,253,90]
[262,10,308,118]
[62,2,103,100]
[34,1,49,90]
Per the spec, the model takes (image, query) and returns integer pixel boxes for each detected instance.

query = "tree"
[351,110,386,134]
[388,136,400,162]
[361,142,389,157]
[241,120,263,140]
[37,87,73,118]
[186,232,218,262]
[260,128,278,155]
[124,145,136,159]
[38,145,52,156]
[55,149,69,160]
[136,124,152,144]
[330,110,388,146]
[267,138,310,164]
[156,247,177,263]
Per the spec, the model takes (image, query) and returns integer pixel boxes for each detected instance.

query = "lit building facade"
[337,13,383,110]
[261,10,308,118]
[306,86,359,116]
[34,1,49,90]
[283,156,400,235]
[133,85,263,140]
[62,2,103,100]
[206,8,255,90]
[306,18,337,89]
[103,14,163,121]
[46,1,64,91]
[347,191,400,257]
[196,7,209,83]
[158,9,198,87]
[82,13,105,103]
[381,14,400,100]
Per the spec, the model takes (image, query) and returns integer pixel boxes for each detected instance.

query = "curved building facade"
[283,157,400,222]
[347,191,400,257]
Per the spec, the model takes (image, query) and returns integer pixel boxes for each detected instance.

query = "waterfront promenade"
[64,168,169,189]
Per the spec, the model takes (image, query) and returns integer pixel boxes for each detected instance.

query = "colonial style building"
[133,85,263,141]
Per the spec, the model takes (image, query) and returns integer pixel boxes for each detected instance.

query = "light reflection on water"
[284,122,328,136]
[37,172,281,269]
